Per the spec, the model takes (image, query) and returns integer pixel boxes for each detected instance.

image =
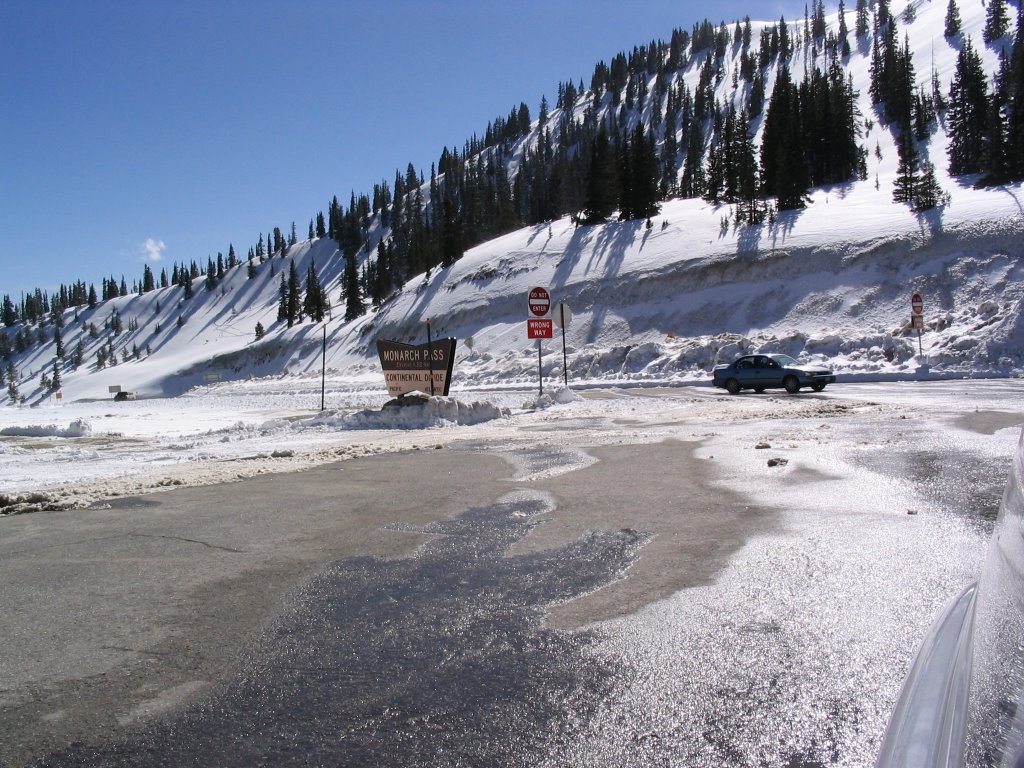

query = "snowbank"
[0,419,93,438]
[333,397,510,430]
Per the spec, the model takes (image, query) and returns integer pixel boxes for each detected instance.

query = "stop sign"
[528,286,551,317]
[911,292,924,315]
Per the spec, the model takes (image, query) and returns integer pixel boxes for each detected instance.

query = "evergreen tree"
[812,0,827,40]
[800,62,864,188]
[779,15,792,60]
[277,274,288,323]
[369,239,393,306]
[985,0,1010,44]
[760,65,810,209]
[660,114,679,198]
[622,122,660,220]
[892,129,920,203]
[948,38,991,175]
[6,361,18,402]
[1007,7,1024,179]
[733,110,764,223]
[914,84,937,140]
[51,359,61,391]
[703,137,725,204]
[582,129,617,223]
[286,261,301,327]
[945,0,962,37]
[254,322,265,340]
[680,117,707,199]
[303,261,328,322]
[855,0,870,38]
[982,53,1012,184]
[838,0,851,56]
[439,184,464,267]
[54,326,64,360]
[914,160,946,210]
[1,295,16,327]
[343,252,364,321]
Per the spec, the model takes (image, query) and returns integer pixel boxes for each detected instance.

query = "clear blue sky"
[2,0,803,299]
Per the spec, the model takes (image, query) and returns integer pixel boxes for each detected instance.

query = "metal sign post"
[554,302,573,386]
[911,292,924,355]
[425,319,435,396]
[537,340,544,396]
[320,323,327,411]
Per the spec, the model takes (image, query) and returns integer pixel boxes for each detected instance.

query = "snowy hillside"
[2,0,1022,405]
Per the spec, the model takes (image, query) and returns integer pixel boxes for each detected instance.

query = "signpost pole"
[320,323,327,411]
[537,339,543,396]
[911,293,924,356]
[425,319,435,396]
[560,303,568,386]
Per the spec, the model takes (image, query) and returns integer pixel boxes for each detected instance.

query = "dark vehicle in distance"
[712,353,836,394]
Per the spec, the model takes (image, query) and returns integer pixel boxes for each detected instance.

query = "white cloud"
[140,238,166,262]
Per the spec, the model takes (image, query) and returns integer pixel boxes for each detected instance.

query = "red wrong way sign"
[528,286,551,317]
[911,292,924,315]
[528,318,554,339]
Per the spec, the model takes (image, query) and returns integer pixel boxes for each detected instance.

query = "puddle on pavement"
[854,445,1007,526]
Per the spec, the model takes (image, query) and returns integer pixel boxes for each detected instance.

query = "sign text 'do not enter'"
[911,293,924,315]
[528,286,551,317]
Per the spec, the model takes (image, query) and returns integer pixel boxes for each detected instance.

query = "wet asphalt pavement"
[4,381,1023,767]
[36,493,646,766]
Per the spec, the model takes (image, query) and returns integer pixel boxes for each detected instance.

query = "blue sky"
[2,0,803,299]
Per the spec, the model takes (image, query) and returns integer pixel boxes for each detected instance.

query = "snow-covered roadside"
[0,387,518,514]
[3,375,1021,519]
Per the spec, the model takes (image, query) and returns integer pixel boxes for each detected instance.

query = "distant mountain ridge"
[2,0,1022,404]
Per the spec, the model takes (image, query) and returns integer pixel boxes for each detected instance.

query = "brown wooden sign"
[376,338,457,397]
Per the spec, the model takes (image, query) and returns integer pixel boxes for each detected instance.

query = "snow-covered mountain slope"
[3,0,1023,404]
[359,189,1024,385]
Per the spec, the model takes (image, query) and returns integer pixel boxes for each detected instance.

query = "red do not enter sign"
[528,286,551,317]
[911,292,924,315]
